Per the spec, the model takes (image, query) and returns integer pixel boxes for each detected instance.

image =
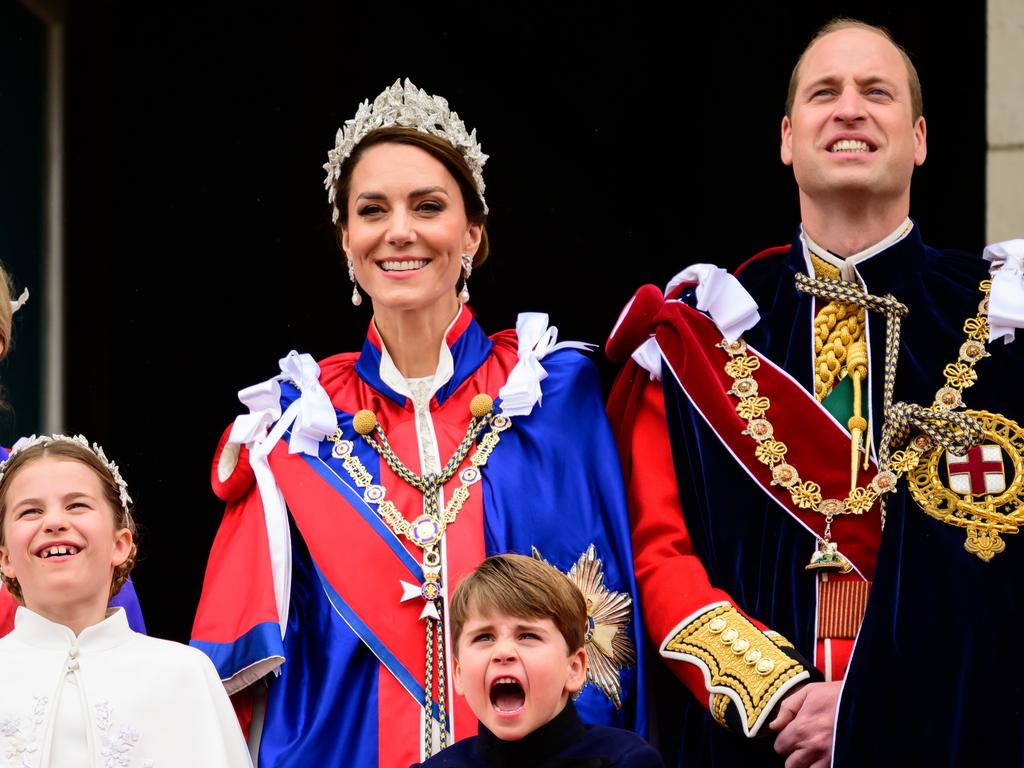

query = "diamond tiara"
[0,434,133,513]
[322,78,489,223]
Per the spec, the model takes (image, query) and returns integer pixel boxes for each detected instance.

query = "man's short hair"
[450,554,587,655]
[785,18,924,121]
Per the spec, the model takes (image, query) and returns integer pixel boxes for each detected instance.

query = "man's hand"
[768,680,842,768]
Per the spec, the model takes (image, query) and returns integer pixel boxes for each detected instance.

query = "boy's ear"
[564,647,587,694]
[453,655,465,696]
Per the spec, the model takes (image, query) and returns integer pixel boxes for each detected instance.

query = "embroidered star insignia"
[532,544,636,709]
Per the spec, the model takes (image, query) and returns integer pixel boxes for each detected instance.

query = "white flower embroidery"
[95,702,140,768]
[1,696,47,767]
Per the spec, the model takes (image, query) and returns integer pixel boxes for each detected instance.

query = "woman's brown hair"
[332,127,490,270]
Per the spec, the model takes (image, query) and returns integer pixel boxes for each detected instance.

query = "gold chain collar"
[326,395,510,568]
[325,393,511,756]
[905,280,1024,560]
[721,277,990,571]
[720,337,904,572]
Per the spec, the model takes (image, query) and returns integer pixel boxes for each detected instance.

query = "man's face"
[781,27,926,203]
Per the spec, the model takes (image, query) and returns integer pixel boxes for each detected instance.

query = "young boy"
[415,553,662,767]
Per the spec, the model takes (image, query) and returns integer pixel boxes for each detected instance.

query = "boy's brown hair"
[450,554,587,655]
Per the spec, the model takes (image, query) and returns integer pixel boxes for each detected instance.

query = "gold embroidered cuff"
[661,603,810,737]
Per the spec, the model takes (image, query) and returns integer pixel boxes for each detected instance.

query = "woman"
[191,79,646,767]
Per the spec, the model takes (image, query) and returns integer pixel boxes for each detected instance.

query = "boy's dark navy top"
[412,700,664,768]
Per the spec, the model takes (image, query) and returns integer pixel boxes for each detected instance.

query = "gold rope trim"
[813,301,865,402]
[711,692,731,728]
[808,251,866,403]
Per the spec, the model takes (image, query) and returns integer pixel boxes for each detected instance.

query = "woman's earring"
[348,256,362,306]
[459,252,473,303]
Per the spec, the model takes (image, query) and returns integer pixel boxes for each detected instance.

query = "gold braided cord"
[793,272,987,527]
[423,617,435,754]
[813,301,866,402]
[435,608,448,750]
[807,251,866,403]
[808,252,841,281]
[422,611,450,754]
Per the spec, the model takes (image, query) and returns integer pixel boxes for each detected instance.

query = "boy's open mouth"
[490,677,525,713]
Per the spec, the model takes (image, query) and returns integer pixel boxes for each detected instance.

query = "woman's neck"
[371,297,461,379]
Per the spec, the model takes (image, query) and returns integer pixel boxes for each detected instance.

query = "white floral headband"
[0,434,133,514]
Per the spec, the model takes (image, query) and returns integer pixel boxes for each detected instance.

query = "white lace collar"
[375,310,460,406]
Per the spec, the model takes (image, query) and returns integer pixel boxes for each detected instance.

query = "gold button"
[708,618,727,633]
[744,649,762,665]
[352,409,378,436]
[755,658,775,675]
[721,628,739,644]
[731,639,750,655]
[470,393,494,418]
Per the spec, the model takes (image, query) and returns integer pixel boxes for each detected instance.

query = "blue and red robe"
[608,225,1024,766]
[191,307,647,767]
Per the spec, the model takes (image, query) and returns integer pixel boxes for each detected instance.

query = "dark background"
[3,1,985,642]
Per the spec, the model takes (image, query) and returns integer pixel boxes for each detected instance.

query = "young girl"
[0,267,144,637]
[0,434,251,767]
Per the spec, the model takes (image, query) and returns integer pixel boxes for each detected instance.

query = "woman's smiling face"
[341,142,481,315]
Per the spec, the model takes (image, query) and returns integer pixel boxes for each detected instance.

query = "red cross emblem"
[946,444,1006,496]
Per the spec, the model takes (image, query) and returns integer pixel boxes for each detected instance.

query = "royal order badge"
[907,410,1024,561]
[532,545,636,708]
[903,279,1024,561]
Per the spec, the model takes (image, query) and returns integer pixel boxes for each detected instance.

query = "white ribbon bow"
[10,287,29,314]
[631,337,664,382]
[497,313,595,417]
[665,264,761,342]
[228,351,339,637]
[983,239,1024,344]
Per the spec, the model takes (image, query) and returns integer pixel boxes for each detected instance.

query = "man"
[608,18,1023,767]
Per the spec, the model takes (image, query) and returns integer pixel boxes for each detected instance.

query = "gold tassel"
[846,341,869,491]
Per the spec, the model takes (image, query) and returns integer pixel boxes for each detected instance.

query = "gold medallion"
[906,410,1024,561]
